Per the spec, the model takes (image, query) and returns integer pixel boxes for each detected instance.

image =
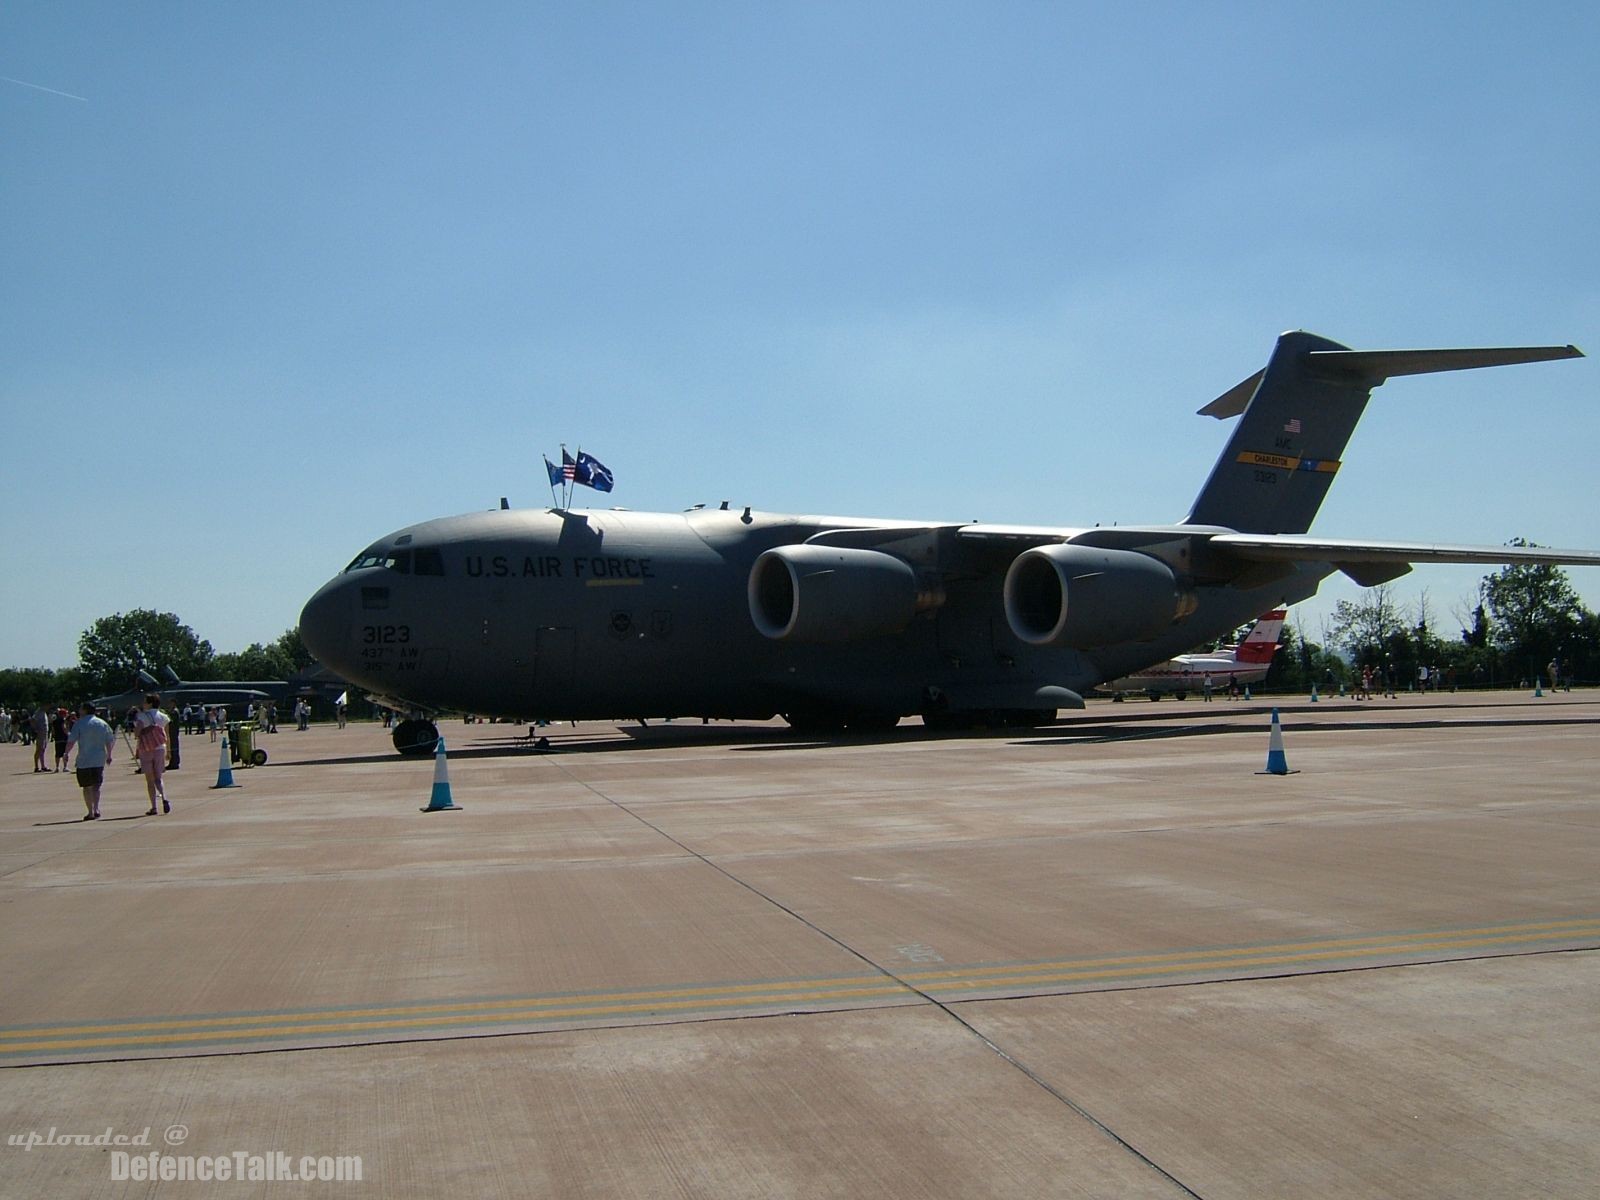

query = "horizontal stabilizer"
[1198,343,1583,419]
[1307,345,1583,383]
[1210,533,1600,568]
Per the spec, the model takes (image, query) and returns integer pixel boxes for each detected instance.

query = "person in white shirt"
[67,702,117,820]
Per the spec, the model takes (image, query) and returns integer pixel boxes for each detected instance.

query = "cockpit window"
[344,544,446,575]
[344,551,388,572]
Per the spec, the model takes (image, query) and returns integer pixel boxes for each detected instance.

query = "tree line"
[1,611,315,711]
[1264,553,1596,693]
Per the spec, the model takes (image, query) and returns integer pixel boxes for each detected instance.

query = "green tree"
[213,642,295,681]
[0,667,65,711]
[1480,541,1583,681]
[1264,623,1346,693]
[1460,602,1492,649]
[77,610,214,696]
[1328,584,1407,668]
[275,627,316,672]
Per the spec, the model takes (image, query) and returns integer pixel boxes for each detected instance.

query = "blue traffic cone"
[1310,684,1320,703]
[421,737,461,812]
[1243,685,1252,700]
[211,734,238,789]
[1534,679,1544,697]
[1257,708,1299,776]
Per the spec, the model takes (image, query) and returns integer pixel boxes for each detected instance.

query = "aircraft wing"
[1210,533,1600,567]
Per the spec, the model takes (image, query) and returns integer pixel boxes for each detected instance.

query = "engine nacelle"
[1003,544,1196,648]
[749,545,924,643]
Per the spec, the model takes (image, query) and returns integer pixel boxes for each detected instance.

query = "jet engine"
[1003,544,1196,648]
[749,545,933,643]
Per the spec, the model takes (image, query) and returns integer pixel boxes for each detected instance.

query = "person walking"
[165,701,181,771]
[51,707,71,772]
[133,693,172,815]
[66,702,117,820]
[30,706,51,771]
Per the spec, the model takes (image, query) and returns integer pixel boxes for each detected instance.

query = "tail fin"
[1184,331,1581,534]
[1231,609,1286,665]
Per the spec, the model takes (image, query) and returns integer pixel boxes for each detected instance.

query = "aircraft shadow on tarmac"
[284,700,1597,764]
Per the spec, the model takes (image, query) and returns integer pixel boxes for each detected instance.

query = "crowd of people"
[6,694,179,821]
[7,694,333,822]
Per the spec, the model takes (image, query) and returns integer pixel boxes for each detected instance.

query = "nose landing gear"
[393,718,440,756]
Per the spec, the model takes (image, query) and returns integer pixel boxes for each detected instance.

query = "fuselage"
[299,506,1327,724]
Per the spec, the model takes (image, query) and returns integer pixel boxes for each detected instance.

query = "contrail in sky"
[1,75,89,102]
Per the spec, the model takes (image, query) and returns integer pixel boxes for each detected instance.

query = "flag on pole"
[575,451,613,492]
[555,448,614,492]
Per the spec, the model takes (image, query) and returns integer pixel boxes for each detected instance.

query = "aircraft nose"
[299,576,356,673]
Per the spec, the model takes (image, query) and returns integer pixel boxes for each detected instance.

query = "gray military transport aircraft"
[299,331,1599,754]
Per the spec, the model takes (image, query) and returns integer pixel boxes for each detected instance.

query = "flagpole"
[573,444,582,510]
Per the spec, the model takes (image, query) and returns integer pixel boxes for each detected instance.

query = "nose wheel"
[393,718,440,756]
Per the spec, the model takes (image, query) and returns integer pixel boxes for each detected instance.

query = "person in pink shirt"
[133,694,172,815]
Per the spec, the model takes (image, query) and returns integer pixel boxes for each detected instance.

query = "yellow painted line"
[0,984,916,1054]
[0,976,907,1042]
[5,917,1595,1058]
[899,917,1600,986]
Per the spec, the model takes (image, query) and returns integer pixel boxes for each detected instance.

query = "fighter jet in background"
[1097,610,1285,699]
[93,667,287,716]
[299,331,1599,754]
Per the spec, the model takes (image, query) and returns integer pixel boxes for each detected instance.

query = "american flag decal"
[1284,418,1302,434]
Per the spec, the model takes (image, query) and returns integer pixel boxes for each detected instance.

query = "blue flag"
[544,455,564,487]
[575,451,614,493]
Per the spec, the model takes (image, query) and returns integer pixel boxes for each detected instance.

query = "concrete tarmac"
[2,692,1597,1197]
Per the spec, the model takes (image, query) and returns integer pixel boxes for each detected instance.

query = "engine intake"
[1003,544,1195,648]
[749,545,932,643]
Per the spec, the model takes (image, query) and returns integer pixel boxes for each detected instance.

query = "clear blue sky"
[4,2,1597,669]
